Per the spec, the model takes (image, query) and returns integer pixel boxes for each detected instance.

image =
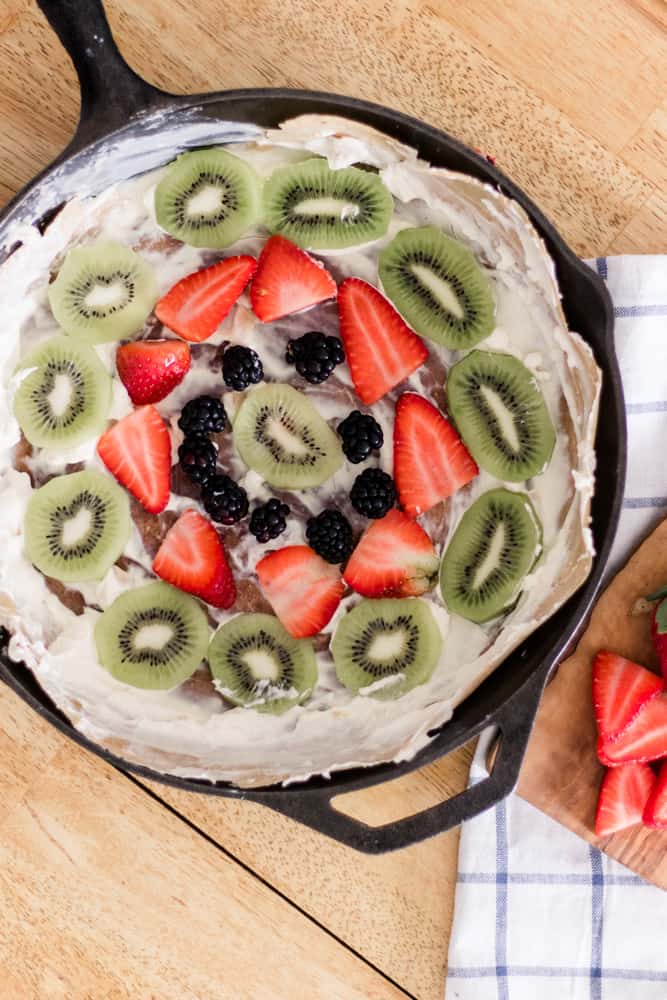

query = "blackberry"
[178,395,227,436]
[178,435,217,485]
[222,345,263,391]
[249,498,290,543]
[337,410,384,464]
[286,332,345,384]
[202,474,249,525]
[306,509,353,564]
[350,468,396,519]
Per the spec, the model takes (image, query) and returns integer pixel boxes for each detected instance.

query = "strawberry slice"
[153,509,236,609]
[337,278,428,405]
[393,392,478,517]
[343,508,438,598]
[156,256,257,342]
[594,762,656,837]
[592,650,663,742]
[256,545,344,638]
[116,339,191,405]
[651,596,667,680]
[250,236,337,322]
[643,760,667,828]
[597,693,667,766]
[97,405,171,514]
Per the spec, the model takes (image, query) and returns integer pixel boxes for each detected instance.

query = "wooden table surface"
[0,2,665,998]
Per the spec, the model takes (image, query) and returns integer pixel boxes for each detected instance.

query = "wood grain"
[518,520,667,890]
[0,0,665,997]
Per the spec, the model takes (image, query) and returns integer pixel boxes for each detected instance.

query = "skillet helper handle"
[255,666,548,854]
[36,0,171,144]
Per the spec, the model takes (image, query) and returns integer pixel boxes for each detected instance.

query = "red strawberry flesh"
[116,339,191,405]
[651,598,667,680]
[592,650,663,742]
[97,405,171,514]
[597,693,667,765]
[594,762,656,837]
[343,508,438,598]
[337,278,428,405]
[256,544,344,638]
[643,759,667,828]
[153,509,236,609]
[250,235,336,323]
[156,256,257,342]
[393,392,478,517]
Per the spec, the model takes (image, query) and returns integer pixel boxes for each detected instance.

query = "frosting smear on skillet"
[0,116,600,787]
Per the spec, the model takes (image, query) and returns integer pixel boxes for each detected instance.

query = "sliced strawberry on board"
[250,235,337,322]
[156,256,257,342]
[97,405,171,514]
[597,693,667,766]
[592,650,663,742]
[643,760,667,829]
[393,392,478,517]
[594,762,656,838]
[337,278,428,405]
[650,595,667,680]
[116,339,191,405]
[256,544,344,638]
[343,508,439,598]
[153,509,236,609]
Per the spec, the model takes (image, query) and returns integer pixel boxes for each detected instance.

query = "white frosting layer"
[0,115,600,787]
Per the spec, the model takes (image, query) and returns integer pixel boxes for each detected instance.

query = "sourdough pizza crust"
[0,115,600,787]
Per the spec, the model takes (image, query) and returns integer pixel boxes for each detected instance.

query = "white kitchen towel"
[445,256,667,1000]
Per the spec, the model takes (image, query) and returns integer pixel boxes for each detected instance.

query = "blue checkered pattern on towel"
[445,256,667,1000]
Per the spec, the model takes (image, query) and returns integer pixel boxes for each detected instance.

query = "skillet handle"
[250,665,548,853]
[36,0,171,145]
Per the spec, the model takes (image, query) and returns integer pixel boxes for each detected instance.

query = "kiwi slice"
[262,157,394,250]
[208,613,317,713]
[233,383,343,489]
[447,350,556,482]
[24,470,130,584]
[155,147,262,248]
[95,582,209,690]
[331,598,442,699]
[13,335,112,449]
[440,488,542,624]
[378,226,494,349]
[48,242,157,343]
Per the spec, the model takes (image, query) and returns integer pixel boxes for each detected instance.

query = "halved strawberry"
[156,256,257,342]
[592,650,663,742]
[337,278,428,405]
[594,763,656,837]
[343,508,438,598]
[597,693,667,766]
[153,509,235,609]
[643,760,667,828]
[116,339,191,405]
[393,392,478,517]
[256,545,344,638]
[250,236,336,322]
[97,405,171,514]
[651,596,667,680]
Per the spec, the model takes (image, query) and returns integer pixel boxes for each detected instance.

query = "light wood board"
[0,1,666,997]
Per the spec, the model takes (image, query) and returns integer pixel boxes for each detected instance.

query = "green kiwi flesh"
[378,226,494,349]
[13,335,112,449]
[208,613,317,713]
[331,598,442,699]
[440,488,542,623]
[94,582,209,690]
[155,148,262,248]
[24,470,131,584]
[446,350,556,482]
[48,242,157,343]
[233,383,343,489]
[262,157,394,250]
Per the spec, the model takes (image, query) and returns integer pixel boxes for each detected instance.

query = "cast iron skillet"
[0,0,626,853]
